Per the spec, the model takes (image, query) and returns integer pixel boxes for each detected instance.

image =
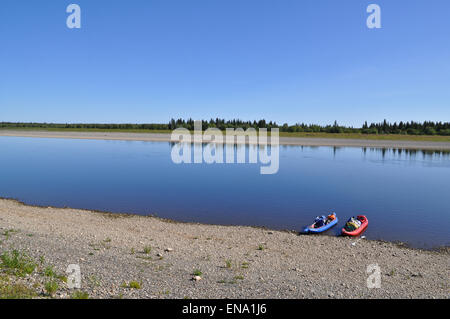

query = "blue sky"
[1,0,449,126]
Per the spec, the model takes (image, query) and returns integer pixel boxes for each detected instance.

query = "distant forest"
[1,119,450,136]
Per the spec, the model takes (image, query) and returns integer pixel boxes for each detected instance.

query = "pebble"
[193,276,202,281]
[165,248,173,252]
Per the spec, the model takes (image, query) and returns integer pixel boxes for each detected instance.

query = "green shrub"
[0,250,36,277]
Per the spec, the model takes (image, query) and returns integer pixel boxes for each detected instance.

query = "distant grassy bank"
[278,132,450,142]
[0,127,173,134]
[2,127,450,142]
[2,119,450,138]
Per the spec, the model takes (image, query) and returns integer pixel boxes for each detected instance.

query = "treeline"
[1,119,450,136]
[168,119,450,136]
[360,120,450,136]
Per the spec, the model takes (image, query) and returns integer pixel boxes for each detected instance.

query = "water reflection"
[367,147,450,159]
[170,141,450,163]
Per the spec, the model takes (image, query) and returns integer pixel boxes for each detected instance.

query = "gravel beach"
[0,199,448,299]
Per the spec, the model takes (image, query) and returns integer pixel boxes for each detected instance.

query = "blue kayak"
[303,213,338,233]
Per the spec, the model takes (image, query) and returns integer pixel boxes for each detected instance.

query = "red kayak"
[341,215,368,236]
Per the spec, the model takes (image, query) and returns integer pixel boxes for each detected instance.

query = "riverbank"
[0,199,448,299]
[1,130,450,150]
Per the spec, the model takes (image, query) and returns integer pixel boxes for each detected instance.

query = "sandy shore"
[0,199,448,299]
[1,130,450,150]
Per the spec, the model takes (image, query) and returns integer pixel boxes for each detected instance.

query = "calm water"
[1,136,449,249]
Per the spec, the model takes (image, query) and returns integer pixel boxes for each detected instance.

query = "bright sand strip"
[1,130,450,150]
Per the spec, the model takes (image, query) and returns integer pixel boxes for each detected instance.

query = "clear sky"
[1,0,449,126]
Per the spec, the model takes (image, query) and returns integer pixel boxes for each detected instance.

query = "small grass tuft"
[122,281,141,289]
[71,290,89,299]
[129,281,142,289]
[193,269,203,277]
[43,266,57,278]
[44,280,59,296]
[43,265,66,282]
